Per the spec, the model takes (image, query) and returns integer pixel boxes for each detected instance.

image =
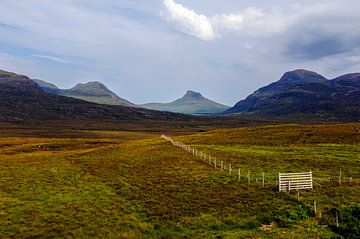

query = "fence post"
[314,200,317,216]
[238,168,241,182]
[248,170,250,184]
[229,164,232,175]
[339,170,342,185]
[336,211,339,228]
[262,172,265,187]
[221,161,223,171]
[288,180,291,191]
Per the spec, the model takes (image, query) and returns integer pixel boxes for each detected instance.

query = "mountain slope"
[0,70,188,122]
[35,79,137,107]
[142,91,229,115]
[33,79,60,94]
[60,81,137,107]
[225,69,360,121]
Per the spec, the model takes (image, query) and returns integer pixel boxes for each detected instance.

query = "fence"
[161,134,271,186]
[161,135,354,190]
[279,172,313,191]
[161,134,358,224]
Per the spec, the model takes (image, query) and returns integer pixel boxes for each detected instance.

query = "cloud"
[1,0,360,105]
[211,7,286,37]
[161,1,286,41]
[33,54,75,64]
[286,34,352,60]
[283,3,360,60]
[211,14,244,31]
[161,0,216,41]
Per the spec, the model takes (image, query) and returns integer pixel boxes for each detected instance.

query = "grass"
[176,124,360,178]
[0,123,359,238]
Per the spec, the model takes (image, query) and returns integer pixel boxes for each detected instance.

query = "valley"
[1,1,359,238]
[0,123,359,238]
[1,68,360,238]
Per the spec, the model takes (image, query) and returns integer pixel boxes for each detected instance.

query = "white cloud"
[211,14,244,31]
[211,7,287,37]
[161,0,216,41]
[33,54,74,64]
[161,1,287,41]
[244,43,253,50]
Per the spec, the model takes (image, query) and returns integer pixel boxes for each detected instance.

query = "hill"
[34,79,137,107]
[225,69,360,121]
[142,91,229,115]
[0,70,188,123]
[33,79,60,94]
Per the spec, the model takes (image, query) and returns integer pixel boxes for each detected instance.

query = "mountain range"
[34,79,227,115]
[0,70,188,122]
[225,69,360,121]
[33,79,137,107]
[0,68,359,122]
[141,91,229,115]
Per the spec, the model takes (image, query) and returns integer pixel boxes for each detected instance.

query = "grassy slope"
[176,124,360,179]
[142,97,230,115]
[0,124,359,238]
[59,94,136,107]
[142,102,229,115]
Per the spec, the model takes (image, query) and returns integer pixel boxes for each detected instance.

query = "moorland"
[0,122,359,238]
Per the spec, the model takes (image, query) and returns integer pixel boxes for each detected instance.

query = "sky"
[0,0,360,106]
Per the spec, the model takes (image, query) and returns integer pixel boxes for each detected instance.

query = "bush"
[273,205,311,228]
[326,205,360,238]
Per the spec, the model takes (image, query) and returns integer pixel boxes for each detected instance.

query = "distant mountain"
[33,79,59,94]
[0,70,188,122]
[225,69,360,121]
[34,79,137,107]
[142,91,229,115]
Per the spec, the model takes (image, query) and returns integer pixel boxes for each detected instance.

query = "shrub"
[325,205,360,238]
[273,205,311,228]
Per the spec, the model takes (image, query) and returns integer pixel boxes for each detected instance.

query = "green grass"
[0,124,359,238]
[176,124,360,178]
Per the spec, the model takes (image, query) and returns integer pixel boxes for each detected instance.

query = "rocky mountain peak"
[68,81,115,97]
[182,91,203,100]
[279,69,327,84]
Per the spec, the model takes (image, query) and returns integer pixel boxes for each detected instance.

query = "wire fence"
[161,134,359,227]
[161,135,358,189]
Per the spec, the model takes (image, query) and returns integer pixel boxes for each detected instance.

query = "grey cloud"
[285,33,358,60]
[282,2,360,61]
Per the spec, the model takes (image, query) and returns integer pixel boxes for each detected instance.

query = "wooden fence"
[279,172,313,191]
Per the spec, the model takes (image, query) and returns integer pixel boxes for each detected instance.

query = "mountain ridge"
[34,79,137,107]
[225,69,360,121]
[0,70,189,123]
[142,90,229,115]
